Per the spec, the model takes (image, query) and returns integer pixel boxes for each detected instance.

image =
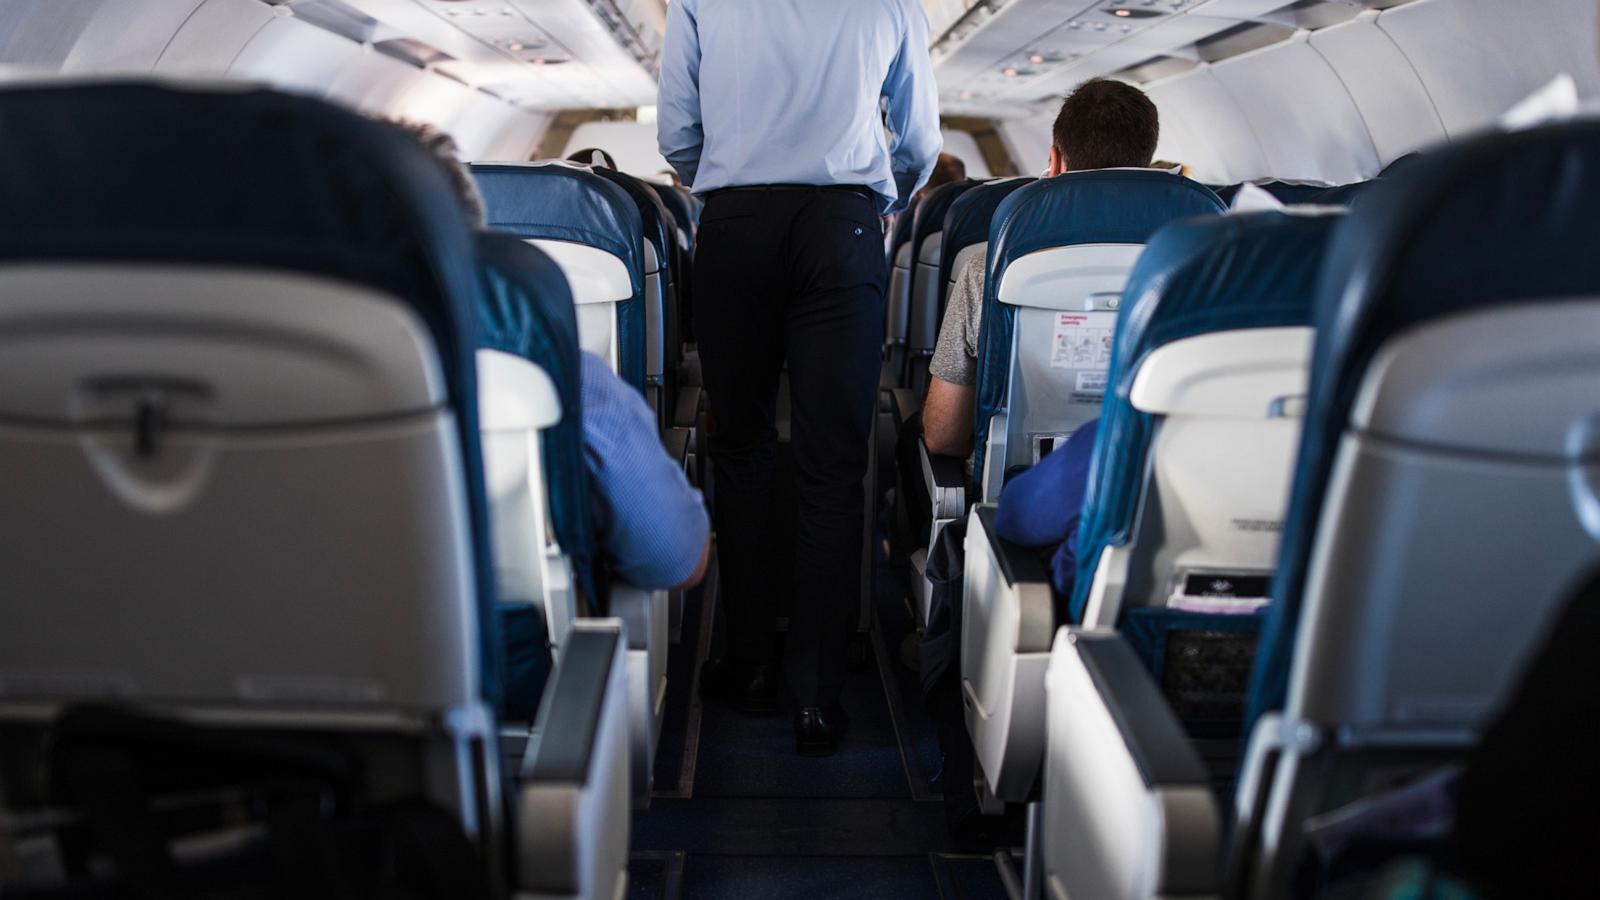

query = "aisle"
[625,546,1014,899]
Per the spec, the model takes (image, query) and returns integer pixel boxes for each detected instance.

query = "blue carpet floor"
[627,512,1013,899]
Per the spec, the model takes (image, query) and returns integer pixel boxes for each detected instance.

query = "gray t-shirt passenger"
[928,254,986,386]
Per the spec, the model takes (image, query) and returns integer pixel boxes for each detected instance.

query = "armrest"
[662,426,692,472]
[1075,632,1209,788]
[974,504,1050,588]
[980,410,1007,503]
[1041,628,1220,899]
[919,437,968,522]
[673,385,702,430]
[889,387,921,428]
[516,620,631,897]
[608,583,668,657]
[522,623,622,784]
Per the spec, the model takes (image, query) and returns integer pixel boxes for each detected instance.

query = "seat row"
[891,123,1600,897]
[0,82,692,899]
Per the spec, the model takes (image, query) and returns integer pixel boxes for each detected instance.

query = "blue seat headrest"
[1070,210,1343,622]
[911,179,979,258]
[648,181,696,244]
[937,177,1036,295]
[971,170,1227,478]
[1312,180,1372,207]
[474,232,601,609]
[1247,119,1600,728]
[591,166,674,270]
[0,80,502,706]
[471,163,648,390]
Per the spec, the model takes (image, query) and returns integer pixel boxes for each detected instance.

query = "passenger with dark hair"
[921,78,1158,460]
[909,80,1159,838]
[919,151,968,199]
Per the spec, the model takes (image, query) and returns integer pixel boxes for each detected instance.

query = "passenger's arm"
[881,2,942,214]
[581,355,711,590]
[656,0,704,187]
[994,419,1100,548]
[922,376,974,459]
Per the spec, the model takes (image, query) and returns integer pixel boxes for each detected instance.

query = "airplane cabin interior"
[0,0,1597,898]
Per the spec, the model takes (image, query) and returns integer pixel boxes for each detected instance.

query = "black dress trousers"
[693,185,887,708]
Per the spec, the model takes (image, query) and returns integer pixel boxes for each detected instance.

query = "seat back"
[476,233,598,637]
[973,171,1225,500]
[938,177,1035,321]
[1236,121,1600,898]
[1073,213,1339,654]
[907,180,979,356]
[471,162,648,392]
[0,82,499,834]
[885,194,921,368]
[592,166,680,424]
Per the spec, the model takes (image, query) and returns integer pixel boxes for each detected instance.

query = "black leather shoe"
[698,658,779,714]
[794,704,850,757]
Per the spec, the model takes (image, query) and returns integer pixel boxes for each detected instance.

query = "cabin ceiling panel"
[1308,14,1445,167]
[1207,35,1379,184]
[1377,0,1600,139]
[0,0,108,72]
[229,15,364,96]
[942,128,995,178]
[60,0,208,73]
[155,0,276,76]
[1145,68,1270,184]
[325,44,432,111]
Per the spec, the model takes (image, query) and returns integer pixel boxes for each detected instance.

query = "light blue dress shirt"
[580,352,709,589]
[657,0,943,215]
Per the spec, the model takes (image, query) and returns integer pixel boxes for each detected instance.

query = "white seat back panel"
[1131,327,1313,418]
[527,239,631,306]
[1355,301,1600,458]
[997,244,1144,312]
[0,268,477,713]
[0,266,444,425]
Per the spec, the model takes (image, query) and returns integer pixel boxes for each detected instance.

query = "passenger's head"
[920,152,968,197]
[1049,78,1160,177]
[390,119,485,227]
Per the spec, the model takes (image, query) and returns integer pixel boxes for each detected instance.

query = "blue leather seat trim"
[647,181,696,246]
[475,232,601,608]
[937,177,1036,301]
[471,163,649,392]
[592,167,673,275]
[1246,120,1600,729]
[911,179,978,264]
[0,82,504,707]
[971,171,1226,479]
[1312,180,1372,207]
[1069,211,1339,622]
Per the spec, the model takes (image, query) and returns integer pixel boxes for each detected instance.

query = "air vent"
[289,0,380,44]
[1193,22,1295,63]
[1271,0,1363,29]
[1113,55,1201,84]
[374,37,457,68]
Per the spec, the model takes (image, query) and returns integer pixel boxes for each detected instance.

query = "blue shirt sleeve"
[656,0,704,188]
[580,353,710,588]
[881,0,942,214]
[994,418,1101,551]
